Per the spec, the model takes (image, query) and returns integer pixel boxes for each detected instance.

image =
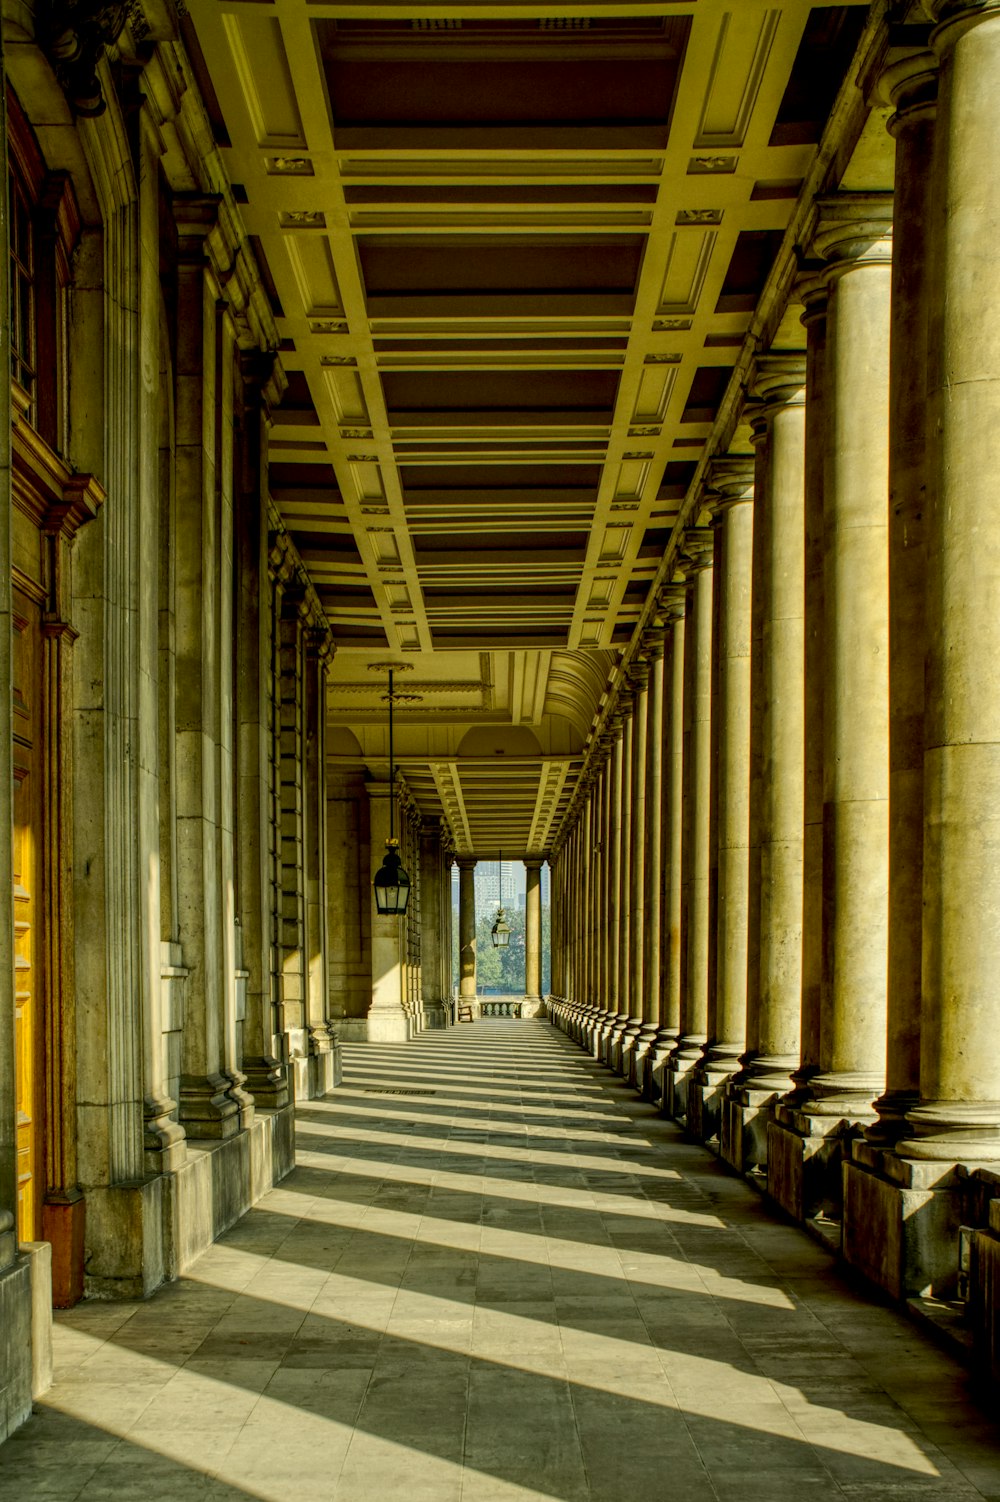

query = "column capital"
[796,269,829,332]
[680,527,715,575]
[524,855,545,871]
[809,193,893,274]
[928,1,1000,52]
[656,581,687,622]
[704,454,755,512]
[455,855,477,871]
[641,622,667,660]
[626,658,650,693]
[877,45,939,130]
[749,353,807,414]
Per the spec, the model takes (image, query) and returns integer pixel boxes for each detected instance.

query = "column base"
[365,1008,414,1042]
[632,1023,659,1094]
[767,1101,869,1223]
[620,1017,644,1082]
[720,1081,775,1174]
[842,1142,965,1300]
[592,1007,617,1058]
[688,1045,742,1145]
[177,1072,242,1140]
[663,1035,707,1121]
[422,1001,453,1029]
[648,1029,679,1104]
[606,1014,629,1070]
[241,1054,289,1111]
[522,994,544,1020]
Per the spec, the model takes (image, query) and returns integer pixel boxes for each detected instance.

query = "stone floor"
[4,1020,1000,1501]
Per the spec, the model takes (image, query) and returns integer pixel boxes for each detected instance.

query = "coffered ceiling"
[187,0,872,854]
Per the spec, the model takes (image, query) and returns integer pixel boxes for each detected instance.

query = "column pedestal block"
[767,1103,866,1223]
[606,1015,629,1070]
[365,1009,413,1042]
[686,1066,733,1148]
[664,1041,705,1121]
[842,1143,964,1301]
[620,1018,643,1082]
[720,1084,775,1174]
[0,1252,34,1440]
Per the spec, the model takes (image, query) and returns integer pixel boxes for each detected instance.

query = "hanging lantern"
[491,910,511,948]
[373,837,410,916]
[371,666,411,916]
[491,850,510,947]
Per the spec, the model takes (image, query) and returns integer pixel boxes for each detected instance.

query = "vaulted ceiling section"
[188,0,871,853]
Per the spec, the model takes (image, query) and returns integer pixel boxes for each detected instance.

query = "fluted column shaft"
[800,283,828,1085]
[705,464,755,1073]
[745,362,807,1093]
[902,2,1000,1158]
[610,701,634,1064]
[641,641,666,1049]
[622,665,649,1078]
[674,533,716,1086]
[662,607,686,1047]
[810,207,892,1115]
[864,58,937,1139]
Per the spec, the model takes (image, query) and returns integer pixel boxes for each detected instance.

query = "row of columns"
[551,3,1000,1304]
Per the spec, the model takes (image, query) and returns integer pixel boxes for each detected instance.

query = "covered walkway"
[4,1021,999,1502]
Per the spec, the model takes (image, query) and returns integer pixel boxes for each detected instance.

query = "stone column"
[525,858,543,1016]
[235,359,287,1105]
[608,697,634,1069]
[690,459,755,1143]
[596,717,623,1057]
[871,58,938,1144]
[652,589,686,1097]
[622,662,649,1083]
[729,359,807,1176]
[900,3,1000,1169]
[637,633,666,1093]
[799,277,829,1090]
[773,203,892,1222]
[666,530,715,1119]
[457,856,477,1008]
[843,55,942,1297]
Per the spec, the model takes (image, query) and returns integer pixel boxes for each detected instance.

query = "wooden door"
[13,586,42,1243]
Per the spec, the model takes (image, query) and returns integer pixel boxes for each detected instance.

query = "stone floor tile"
[9,1023,1000,1500]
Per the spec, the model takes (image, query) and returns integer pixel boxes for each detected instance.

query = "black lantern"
[491,850,511,948]
[371,665,411,916]
[373,838,410,916]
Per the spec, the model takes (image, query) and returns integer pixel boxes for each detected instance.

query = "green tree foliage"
[451,904,551,994]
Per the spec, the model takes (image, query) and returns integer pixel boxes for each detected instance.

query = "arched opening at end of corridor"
[450,858,551,999]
